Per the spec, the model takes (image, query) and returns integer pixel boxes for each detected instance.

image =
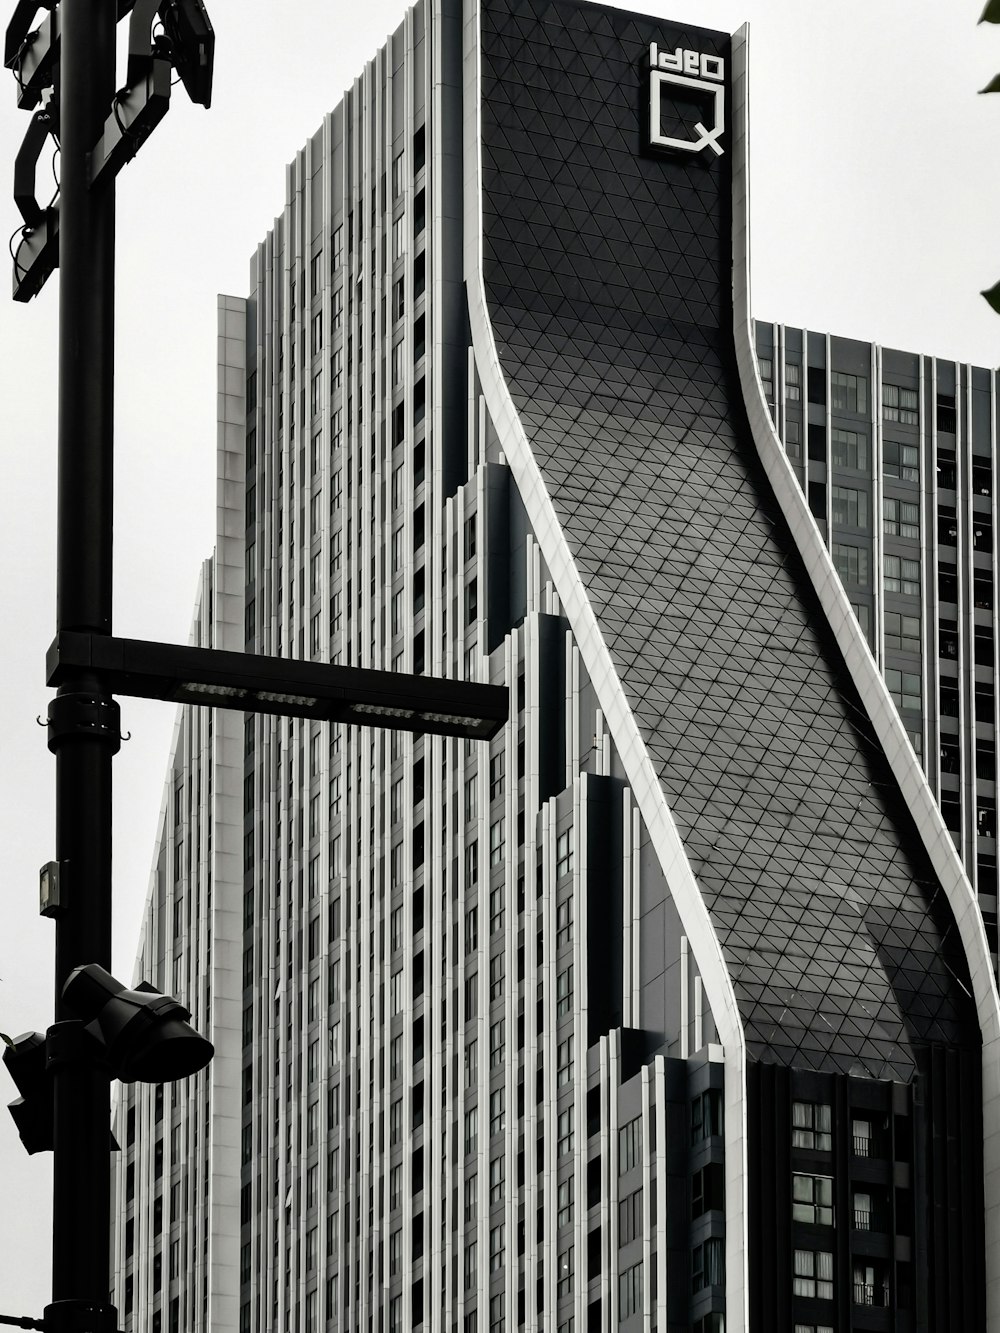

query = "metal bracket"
[13,89,57,228]
[88,57,171,188]
[46,693,123,754]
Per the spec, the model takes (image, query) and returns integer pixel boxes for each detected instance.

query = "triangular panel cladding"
[479,0,979,1076]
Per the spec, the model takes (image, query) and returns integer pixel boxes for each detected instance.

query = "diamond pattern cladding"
[479,0,979,1077]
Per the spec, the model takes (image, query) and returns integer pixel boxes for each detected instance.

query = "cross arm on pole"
[46,630,508,740]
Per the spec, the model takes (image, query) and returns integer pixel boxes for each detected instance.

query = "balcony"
[853,1281,890,1308]
[852,1208,888,1233]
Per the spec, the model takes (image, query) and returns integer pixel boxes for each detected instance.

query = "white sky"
[1,0,999,1313]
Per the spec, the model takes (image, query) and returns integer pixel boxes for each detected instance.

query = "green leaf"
[0,1032,13,1048]
[982,279,1000,314]
[980,72,1000,93]
[981,0,1000,21]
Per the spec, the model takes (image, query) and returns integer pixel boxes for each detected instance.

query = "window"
[619,1261,643,1316]
[490,1088,505,1137]
[886,668,921,712]
[556,1245,573,1298]
[489,952,504,1000]
[883,496,919,538]
[392,278,405,321]
[464,1240,477,1290]
[557,1037,574,1087]
[758,355,773,399]
[884,554,920,596]
[692,1239,724,1293]
[853,1190,874,1231]
[833,543,869,586]
[619,1117,641,1172]
[556,898,573,949]
[392,151,404,199]
[464,1106,478,1156]
[792,1101,831,1151]
[465,1039,478,1088]
[831,370,867,413]
[883,439,919,481]
[489,1154,504,1204]
[831,486,868,529]
[884,611,920,653]
[489,1019,505,1068]
[831,426,868,470]
[465,775,478,824]
[489,751,503,799]
[556,828,573,878]
[392,215,406,261]
[883,382,919,425]
[464,1174,478,1223]
[488,887,504,937]
[489,819,504,867]
[489,1294,505,1333]
[557,1108,574,1157]
[794,1249,834,1300]
[331,224,343,270]
[619,1187,642,1244]
[557,1176,573,1228]
[489,1223,505,1273]
[556,966,573,1018]
[792,1174,834,1226]
[785,361,801,401]
[691,1089,722,1143]
[465,905,479,954]
[795,1326,834,1333]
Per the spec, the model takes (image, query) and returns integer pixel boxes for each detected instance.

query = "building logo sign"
[647,42,725,158]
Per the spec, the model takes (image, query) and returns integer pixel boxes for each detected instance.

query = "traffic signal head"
[3,1030,52,1153]
[63,964,213,1083]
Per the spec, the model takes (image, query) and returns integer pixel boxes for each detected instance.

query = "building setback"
[113,3,1000,1332]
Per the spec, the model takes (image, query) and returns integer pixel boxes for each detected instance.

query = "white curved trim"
[461,1,749,1324]
[730,24,1000,1325]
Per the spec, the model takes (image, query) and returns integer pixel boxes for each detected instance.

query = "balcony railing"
[853,1281,890,1307]
[853,1208,888,1232]
[852,1135,877,1157]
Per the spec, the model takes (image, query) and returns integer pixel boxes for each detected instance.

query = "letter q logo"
[647,43,725,158]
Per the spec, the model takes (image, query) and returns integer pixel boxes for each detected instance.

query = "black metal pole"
[45,0,121,1327]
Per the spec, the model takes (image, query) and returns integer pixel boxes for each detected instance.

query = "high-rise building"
[112,3,1000,1332]
[755,322,1000,973]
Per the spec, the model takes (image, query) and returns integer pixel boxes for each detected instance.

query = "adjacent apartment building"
[111,2,1000,1332]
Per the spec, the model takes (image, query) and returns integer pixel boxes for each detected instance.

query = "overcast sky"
[1,0,999,1313]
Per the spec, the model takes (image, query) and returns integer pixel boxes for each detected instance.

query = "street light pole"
[47,0,120,1326]
[2,7,506,1329]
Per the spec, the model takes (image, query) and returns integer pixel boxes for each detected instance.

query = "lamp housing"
[159,0,213,107]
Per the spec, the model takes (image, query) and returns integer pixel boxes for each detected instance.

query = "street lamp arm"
[46,630,509,739]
